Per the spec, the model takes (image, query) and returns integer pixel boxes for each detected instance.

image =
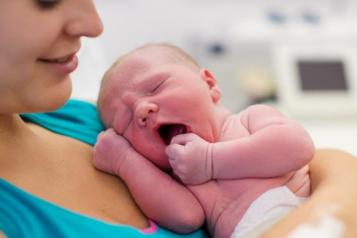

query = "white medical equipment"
[273,41,357,118]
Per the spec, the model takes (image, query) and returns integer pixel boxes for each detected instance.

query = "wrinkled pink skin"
[94,49,315,238]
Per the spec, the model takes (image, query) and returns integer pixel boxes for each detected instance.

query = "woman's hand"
[261,149,357,238]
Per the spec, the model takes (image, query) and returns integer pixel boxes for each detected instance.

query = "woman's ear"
[200,68,221,103]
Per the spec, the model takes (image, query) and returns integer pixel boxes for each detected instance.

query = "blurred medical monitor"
[274,43,357,118]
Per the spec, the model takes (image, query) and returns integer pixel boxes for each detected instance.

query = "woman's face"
[0,0,103,113]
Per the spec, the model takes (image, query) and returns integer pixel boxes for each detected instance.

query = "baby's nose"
[135,101,159,127]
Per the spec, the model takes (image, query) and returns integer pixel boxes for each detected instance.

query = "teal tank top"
[0,99,207,238]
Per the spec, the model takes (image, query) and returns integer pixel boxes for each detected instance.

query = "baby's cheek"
[112,111,131,135]
[112,122,123,135]
[110,107,132,135]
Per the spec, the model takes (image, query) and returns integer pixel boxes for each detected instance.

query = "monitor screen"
[297,61,348,91]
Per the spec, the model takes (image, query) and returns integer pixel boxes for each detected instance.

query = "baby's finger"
[170,133,197,145]
[97,128,114,140]
[165,143,185,159]
[105,128,116,135]
[96,132,105,142]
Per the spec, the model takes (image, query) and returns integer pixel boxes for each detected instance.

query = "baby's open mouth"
[158,124,188,145]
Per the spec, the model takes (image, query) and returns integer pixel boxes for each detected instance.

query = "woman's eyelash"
[36,0,61,9]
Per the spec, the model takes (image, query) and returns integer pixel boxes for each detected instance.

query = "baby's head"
[98,43,202,124]
[98,43,223,170]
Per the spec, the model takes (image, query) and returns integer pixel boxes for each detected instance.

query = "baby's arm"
[212,104,315,179]
[167,105,314,184]
[93,129,205,233]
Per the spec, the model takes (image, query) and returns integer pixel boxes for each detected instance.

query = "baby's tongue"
[159,124,187,145]
[167,124,186,143]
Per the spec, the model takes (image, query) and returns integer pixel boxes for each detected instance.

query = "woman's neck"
[0,114,33,144]
[0,113,45,175]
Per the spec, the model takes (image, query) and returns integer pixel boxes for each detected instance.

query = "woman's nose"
[135,101,159,127]
[64,0,104,38]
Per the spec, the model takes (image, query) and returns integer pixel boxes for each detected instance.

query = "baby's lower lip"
[38,54,78,74]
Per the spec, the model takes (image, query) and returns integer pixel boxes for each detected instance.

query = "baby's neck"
[213,105,231,141]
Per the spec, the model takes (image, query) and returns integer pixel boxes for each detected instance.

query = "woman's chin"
[29,75,74,112]
[47,96,71,111]
[46,81,73,111]
[31,88,72,113]
[52,94,72,110]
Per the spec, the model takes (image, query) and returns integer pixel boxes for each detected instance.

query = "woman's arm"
[261,148,357,238]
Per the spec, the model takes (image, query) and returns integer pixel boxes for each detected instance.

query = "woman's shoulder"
[20,99,104,145]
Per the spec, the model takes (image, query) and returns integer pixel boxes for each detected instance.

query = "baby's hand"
[93,128,133,176]
[165,133,213,185]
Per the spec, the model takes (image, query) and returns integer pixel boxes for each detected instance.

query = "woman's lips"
[38,53,79,74]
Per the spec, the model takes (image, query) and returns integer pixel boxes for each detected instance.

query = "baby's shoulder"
[238,104,287,123]
[242,104,281,114]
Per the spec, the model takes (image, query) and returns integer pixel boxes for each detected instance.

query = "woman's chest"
[0,131,148,229]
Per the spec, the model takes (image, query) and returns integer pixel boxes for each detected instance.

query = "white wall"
[71,0,261,101]
[72,0,357,103]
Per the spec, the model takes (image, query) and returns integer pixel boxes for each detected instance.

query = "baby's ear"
[200,68,221,103]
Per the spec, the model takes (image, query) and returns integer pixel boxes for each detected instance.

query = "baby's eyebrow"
[136,73,169,89]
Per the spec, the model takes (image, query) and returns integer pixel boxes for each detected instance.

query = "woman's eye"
[35,0,61,9]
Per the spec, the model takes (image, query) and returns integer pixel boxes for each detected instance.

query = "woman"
[0,1,356,238]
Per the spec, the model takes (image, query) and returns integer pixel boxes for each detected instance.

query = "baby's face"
[106,52,219,170]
